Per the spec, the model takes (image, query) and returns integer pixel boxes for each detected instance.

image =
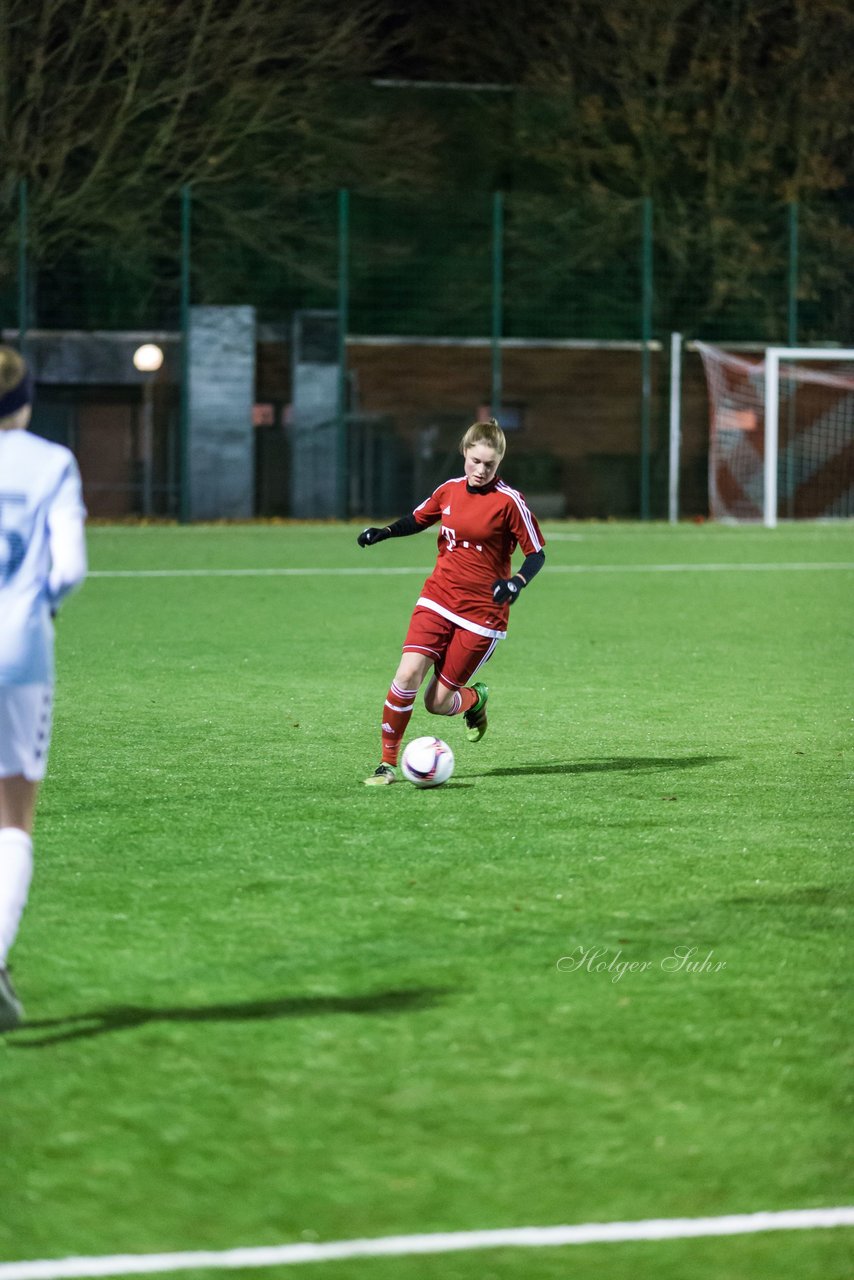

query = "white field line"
[88,567,433,578]
[1,1209,853,1278]
[86,562,854,578]
[84,522,853,536]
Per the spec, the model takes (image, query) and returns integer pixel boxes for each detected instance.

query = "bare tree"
[0,0,435,302]
[508,0,854,335]
[386,0,854,337]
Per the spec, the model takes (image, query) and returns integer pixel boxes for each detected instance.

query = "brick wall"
[258,340,713,519]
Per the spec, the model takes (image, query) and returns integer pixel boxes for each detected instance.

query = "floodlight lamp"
[133,343,164,372]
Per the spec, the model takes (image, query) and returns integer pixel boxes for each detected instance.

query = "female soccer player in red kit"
[358,418,545,784]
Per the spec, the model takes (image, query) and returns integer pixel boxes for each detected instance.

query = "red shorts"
[402,606,499,690]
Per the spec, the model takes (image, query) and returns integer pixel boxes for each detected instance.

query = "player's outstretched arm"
[357,513,421,547]
[492,549,545,604]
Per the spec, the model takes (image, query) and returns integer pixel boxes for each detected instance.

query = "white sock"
[0,827,34,967]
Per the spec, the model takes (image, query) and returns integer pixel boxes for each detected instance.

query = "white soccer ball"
[400,736,455,788]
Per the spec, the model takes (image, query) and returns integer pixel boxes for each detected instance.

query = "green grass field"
[2,520,852,1279]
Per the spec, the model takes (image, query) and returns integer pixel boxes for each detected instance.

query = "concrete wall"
[256,339,714,519]
[186,307,256,521]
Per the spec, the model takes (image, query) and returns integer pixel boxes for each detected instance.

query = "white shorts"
[0,684,54,782]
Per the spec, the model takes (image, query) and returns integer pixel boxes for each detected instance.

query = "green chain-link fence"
[2,182,852,521]
[4,183,853,343]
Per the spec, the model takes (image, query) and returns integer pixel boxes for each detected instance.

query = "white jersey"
[0,428,87,685]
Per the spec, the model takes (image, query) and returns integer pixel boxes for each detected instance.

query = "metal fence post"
[640,195,654,520]
[784,201,799,516]
[179,184,191,523]
[787,201,799,347]
[491,191,504,418]
[17,179,28,350]
[337,188,350,520]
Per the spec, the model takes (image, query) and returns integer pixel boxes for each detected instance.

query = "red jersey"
[412,476,545,638]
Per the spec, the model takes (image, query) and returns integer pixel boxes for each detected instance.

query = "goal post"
[692,342,854,526]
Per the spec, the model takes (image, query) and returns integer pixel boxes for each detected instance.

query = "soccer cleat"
[464,681,489,742]
[364,763,398,786]
[0,967,23,1032]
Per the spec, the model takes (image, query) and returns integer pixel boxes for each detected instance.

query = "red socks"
[381,681,417,764]
[457,686,478,715]
[381,681,479,763]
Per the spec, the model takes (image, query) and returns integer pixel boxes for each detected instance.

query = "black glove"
[492,575,524,605]
[357,527,391,548]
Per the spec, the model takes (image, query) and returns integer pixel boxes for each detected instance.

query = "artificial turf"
[1,520,851,1279]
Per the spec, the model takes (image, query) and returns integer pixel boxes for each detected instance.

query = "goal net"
[696,342,854,525]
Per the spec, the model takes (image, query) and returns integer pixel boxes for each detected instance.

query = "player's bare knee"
[395,651,432,690]
[393,663,420,689]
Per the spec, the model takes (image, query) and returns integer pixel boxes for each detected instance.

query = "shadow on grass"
[472,755,731,779]
[9,986,453,1048]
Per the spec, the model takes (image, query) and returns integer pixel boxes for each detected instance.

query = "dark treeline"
[1,0,852,338]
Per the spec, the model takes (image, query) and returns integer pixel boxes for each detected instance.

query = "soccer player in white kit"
[0,346,87,1029]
